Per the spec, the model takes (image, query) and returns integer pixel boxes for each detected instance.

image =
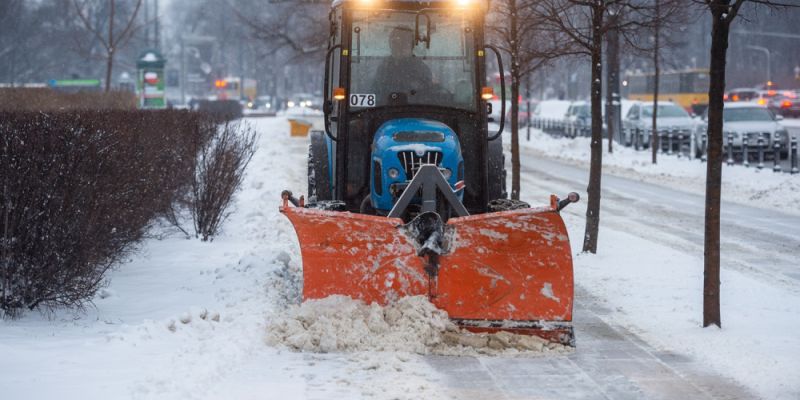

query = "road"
[516,145,800,290]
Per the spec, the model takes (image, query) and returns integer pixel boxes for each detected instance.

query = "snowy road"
[516,147,800,290]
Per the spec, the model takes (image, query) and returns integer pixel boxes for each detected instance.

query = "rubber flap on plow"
[281,204,574,346]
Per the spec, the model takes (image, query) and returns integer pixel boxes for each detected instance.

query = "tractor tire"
[305,200,347,211]
[488,136,508,200]
[488,198,530,212]
[308,131,332,202]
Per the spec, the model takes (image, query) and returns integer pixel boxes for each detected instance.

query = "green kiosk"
[137,49,167,109]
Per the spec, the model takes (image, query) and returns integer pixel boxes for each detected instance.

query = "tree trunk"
[509,0,521,200]
[582,4,604,254]
[651,0,660,164]
[605,15,620,153]
[105,0,115,93]
[703,7,730,329]
[105,51,114,93]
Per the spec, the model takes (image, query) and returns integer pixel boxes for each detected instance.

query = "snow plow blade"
[280,202,574,346]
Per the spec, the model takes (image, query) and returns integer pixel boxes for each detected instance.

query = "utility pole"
[154,0,160,50]
[745,45,771,86]
[144,0,149,47]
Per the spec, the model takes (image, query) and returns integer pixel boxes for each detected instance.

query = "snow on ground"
[2,116,798,399]
[512,127,800,399]
[0,117,455,400]
[267,295,567,356]
[555,210,800,400]
[514,128,800,215]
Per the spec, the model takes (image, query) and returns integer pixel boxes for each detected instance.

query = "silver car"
[696,102,789,159]
[622,101,697,146]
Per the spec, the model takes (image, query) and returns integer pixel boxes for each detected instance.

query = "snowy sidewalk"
[427,287,753,399]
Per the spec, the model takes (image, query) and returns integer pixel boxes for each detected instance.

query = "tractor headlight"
[441,168,452,179]
[388,167,400,179]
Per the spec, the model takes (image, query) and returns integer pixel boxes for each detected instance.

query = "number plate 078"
[349,94,376,107]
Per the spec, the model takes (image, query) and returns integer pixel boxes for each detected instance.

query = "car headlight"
[440,168,452,179]
[387,168,400,179]
[287,101,295,108]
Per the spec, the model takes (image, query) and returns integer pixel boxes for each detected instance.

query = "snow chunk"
[266,295,570,356]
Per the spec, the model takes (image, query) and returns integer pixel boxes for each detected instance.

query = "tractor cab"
[316,0,506,217]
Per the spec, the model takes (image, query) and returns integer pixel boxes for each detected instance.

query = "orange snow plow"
[281,187,577,346]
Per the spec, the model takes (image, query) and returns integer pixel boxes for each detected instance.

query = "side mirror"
[486,102,493,115]
[776,114,784,121]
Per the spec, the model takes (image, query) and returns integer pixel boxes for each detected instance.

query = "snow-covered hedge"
[0,88,136,111]
[0,110,209,317]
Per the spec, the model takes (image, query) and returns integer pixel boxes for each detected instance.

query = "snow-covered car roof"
[723,101,769,109]
[628,100,679,107]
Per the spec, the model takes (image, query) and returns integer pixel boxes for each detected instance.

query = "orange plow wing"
[281,204,575,346]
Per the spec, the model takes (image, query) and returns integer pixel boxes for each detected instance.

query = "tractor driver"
[373,26,434,103]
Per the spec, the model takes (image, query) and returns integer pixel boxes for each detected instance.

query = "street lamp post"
[745,45,771,86]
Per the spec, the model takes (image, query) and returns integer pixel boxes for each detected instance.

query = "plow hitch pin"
[557,192,580,212]
[281,190,304,208]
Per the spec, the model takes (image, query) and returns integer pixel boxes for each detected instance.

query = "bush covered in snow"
[0,110,209,317]
[186,121,257,241]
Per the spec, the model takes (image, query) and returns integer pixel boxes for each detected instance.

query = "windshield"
[349,10,476,111]
[642,104,689,119]
[723,107,775,122]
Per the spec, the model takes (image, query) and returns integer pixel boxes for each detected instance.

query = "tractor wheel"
[308,131,332,202]
[305,200,347,211]
[488,136,508,200]
[488,198,530,212]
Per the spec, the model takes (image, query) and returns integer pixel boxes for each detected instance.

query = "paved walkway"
[425,287,755,400]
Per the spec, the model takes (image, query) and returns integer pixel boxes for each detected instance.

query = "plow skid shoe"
[281,205,574,346]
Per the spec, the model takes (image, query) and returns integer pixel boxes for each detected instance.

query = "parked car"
[695,102,789,159]
[564,101,591,127]
[621,101,696,146]
[724,88,759,102]
[775,90,800,117]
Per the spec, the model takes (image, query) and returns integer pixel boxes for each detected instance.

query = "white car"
[696,102,789,159]
[622,101,696,147]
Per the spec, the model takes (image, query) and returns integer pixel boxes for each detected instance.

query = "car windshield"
[723,107,774,122]
[349,10,476,111]
[642,104,689,118]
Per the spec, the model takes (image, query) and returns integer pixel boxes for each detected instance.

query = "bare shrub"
[189,121,257,241]
[0,110,205,317]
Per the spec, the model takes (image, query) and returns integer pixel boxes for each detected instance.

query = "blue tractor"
[282,0,580,346]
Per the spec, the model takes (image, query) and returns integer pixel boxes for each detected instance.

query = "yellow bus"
[625,69,709,115]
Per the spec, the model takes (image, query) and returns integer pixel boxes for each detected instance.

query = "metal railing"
[528,117,798,175]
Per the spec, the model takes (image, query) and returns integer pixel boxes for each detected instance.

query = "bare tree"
[647,0,688,164]
[535,0,652,253]
[73,0,143,92]
[698,0,793,328]
[229,0,329,60]
[489,0,575,200]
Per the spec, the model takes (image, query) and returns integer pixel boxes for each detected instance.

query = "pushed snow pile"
[266,295,569,355]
